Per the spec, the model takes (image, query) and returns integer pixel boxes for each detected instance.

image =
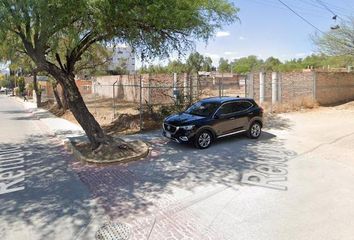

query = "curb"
[64,139,150,164]
[12,97,150,164]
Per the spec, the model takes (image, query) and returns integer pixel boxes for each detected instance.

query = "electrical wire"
[314,0,344,21]
[276,0,326,34]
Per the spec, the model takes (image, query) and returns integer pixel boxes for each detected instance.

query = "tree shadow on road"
[0,135,99,240]
[70,127,297,226]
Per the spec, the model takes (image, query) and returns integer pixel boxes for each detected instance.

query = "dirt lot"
[43,90,320,137]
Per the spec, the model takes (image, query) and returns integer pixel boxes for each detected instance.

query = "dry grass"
[261,97,319,114]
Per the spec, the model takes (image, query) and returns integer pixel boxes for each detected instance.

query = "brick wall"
[316,72,354,105]
[94,73,242,104]
[75,80,93,95]
[247,71,354,106]
[280,71,314,102]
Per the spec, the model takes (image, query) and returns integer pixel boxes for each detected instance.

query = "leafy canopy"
[0,0,238,74]
[313,19,354,56]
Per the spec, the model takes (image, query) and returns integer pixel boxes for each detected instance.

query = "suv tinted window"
[185,102,220,117]
[217,101,253,115]
[218,102,235,115]
[236,101,252,111]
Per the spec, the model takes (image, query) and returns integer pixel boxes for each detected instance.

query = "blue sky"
[194,0,354,65]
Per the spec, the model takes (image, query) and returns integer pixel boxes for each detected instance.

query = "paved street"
[0,95,103,240]
[1,95,354,239]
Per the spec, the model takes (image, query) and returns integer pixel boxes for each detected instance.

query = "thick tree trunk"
[51,71,107,150]
[52,82,63,109]
[61,91,69,110]
[32,71,42,108]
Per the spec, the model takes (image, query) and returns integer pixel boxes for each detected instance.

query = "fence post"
[113,79,118,119]
[93,81,97,115]
[222,73,224,96]
[139,74,143,131]
[259,72,265,103]
[183,73,188,103]
[218,75,222,97]
[148,77,151,105]
[278,72,282,103]
[173,72,177,103]
[312,71,317,101]
[189,74,193,104]
[272,72,278,104]
[247,73,254,98]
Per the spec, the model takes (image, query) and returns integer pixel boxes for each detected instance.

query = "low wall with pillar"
[247,70,354,106]
[248,71,315,104]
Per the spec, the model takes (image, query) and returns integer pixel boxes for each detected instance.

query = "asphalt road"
[1,94,354,240]
[0,95,101,240]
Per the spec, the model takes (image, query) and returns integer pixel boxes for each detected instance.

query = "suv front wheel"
[248,122,262,139]
[194,130,213,149]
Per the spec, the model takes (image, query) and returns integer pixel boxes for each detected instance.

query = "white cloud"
[216,31,230,37]
[239,36,246,40]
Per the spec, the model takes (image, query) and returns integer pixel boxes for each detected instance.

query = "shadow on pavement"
[0,134,96,240]
[70,128,296,222]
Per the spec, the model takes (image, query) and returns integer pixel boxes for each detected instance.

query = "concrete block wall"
[280,71,314,102]
[316,72,354,105]
[247,71,354,106]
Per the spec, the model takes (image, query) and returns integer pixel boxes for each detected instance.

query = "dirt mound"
[103,112,162,135]
[333,101,354,110]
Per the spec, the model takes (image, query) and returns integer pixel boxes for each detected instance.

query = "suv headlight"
[180,125,195,130]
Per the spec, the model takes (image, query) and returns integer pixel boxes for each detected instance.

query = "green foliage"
[218,58,230,73]
[140,64,169,74]
[0,75,16,88]
[166,60,187,74]
[203,57,213,72]
[16,77,25,94]
[313,18,354,56]
[0,0,238,68]
[186,52,205,73]
[139,52,216,74]
[231,55,262,74]
[263,57,282,71]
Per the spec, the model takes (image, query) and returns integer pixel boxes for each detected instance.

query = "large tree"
[0,0,237,150]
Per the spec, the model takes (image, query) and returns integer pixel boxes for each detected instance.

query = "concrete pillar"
[247,73,254,98]
[183,73,188,100]
[272,72,278,104]
[259,72,265,103]
[173,73,178,103]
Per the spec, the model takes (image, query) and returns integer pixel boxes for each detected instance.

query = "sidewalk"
[16,98,85,141]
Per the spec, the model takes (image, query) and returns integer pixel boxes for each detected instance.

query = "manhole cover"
[96,222,130,240]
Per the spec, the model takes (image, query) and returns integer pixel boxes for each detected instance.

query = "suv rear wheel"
[248,122,262,139]
[194,130,213,149]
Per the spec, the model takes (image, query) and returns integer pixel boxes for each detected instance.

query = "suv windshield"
[185,101,220,117]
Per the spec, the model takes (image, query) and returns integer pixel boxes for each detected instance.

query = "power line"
[314,0,344,20]
[276,0,326,34]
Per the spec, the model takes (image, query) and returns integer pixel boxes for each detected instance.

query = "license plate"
[165,132,171,138]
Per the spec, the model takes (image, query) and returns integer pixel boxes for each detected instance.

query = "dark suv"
[162,97,263,149]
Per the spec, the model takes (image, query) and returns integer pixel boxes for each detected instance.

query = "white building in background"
[0,61,10,75]
[108,45,136,74]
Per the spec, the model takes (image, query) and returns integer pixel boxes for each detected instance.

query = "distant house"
[108,45,136,74]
